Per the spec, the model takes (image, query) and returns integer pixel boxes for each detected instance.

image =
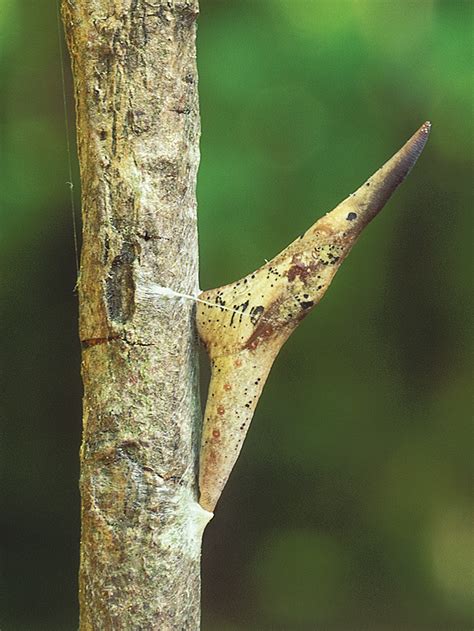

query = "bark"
[62,1,210,629]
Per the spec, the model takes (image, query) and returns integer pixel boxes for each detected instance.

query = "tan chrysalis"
[197,122,431,512]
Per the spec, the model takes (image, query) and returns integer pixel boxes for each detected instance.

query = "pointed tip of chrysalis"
[377,119,431,191]
[325,121,431,232]
[376,119,431,185]
[402,120,431,171]
[421,120,432,133]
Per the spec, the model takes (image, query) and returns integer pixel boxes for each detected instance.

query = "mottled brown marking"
[244,323,275,351]
[287,262,310,282]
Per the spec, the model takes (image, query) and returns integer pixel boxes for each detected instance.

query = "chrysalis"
[197,122,431,512]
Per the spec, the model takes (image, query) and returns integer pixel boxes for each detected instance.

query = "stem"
[61,1,209,628]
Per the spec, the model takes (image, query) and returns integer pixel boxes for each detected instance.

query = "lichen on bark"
[62,1,208,629]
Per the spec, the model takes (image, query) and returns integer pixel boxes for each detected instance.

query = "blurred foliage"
[1,0,473,629]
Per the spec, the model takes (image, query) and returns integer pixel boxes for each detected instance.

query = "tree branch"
[62,1,210,629]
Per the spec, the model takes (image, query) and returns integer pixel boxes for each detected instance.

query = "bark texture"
[62,1,209,629]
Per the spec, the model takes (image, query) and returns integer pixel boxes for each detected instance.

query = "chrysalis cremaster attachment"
[197,122,431,512]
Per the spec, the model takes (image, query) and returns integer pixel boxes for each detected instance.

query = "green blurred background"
[1,1,473,629]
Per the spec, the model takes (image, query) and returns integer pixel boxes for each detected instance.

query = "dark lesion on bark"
[105,241,136,323]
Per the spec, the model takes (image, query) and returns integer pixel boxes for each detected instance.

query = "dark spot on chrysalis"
[250,305,264,325]
[300,300,314,310]
[346,212,357,221]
